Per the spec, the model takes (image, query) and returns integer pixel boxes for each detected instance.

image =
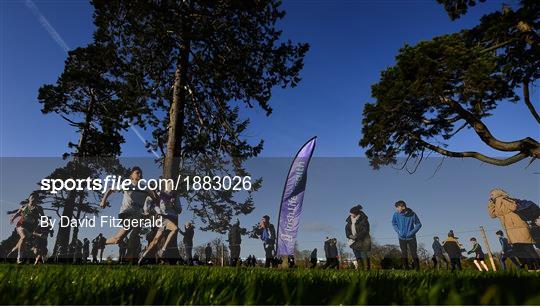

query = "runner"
[138,181,181,265]
[8,192,44,264]
[31,216,53,265]
[100,167,158,253]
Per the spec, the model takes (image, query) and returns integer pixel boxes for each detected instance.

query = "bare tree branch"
[419,139,529,166]
[523,81,540,124]
[440,97,539,155]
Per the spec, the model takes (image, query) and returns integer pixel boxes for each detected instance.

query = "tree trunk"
[162,34,191,262]
[53,94,95,257]
[163,39,191,180]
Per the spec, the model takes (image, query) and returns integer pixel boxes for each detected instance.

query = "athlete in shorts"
[100,166,158,246]
[9,191,44,264]
[138,181,181,265]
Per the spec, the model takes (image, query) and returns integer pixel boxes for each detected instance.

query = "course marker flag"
[276,136,316,256]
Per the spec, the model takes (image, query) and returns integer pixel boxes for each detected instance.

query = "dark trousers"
[263,243,274,268]
[184,244,193,264]
[324,258,339,269]
[229,245,241,266]
[399,238,419,270]
[513,243,539,270]
[432,254,449,269]
[500,253,521,270]
[450,257,462,271]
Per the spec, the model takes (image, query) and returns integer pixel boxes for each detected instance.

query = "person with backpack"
[488,188,539,270]
[432,236,449,270]
[467,237,489,271]
[496,230,521,270]
[442,231,464,271]
[346,205,372,270]
[391,200,422,270]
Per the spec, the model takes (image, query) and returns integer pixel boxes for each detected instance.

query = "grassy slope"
[0,265,539,305]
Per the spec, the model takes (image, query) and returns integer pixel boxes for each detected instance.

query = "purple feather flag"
[276,137,316,256]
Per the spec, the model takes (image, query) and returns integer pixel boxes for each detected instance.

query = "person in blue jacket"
[496,230,521,270]
[392,200,422,270]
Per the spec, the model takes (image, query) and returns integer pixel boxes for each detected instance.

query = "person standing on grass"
[496,230,521,270]
[443,231,464,271]
[179,221,195,264]
[228,219,242,266]
[468,237,489,271]
[309,248,318,268]
[255,215,276,268]
[432,236,449,270]
[346,205,372,270]
[91,235,99,263]
[391,200,422,270]
[98,233,107,263]
[82,238,90,263]
[205,243,213,265]
[488,188,539,270]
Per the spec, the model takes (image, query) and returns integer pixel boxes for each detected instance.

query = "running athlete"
[100,167,158,247]
[9,191,44,264]
[138,181,182,265]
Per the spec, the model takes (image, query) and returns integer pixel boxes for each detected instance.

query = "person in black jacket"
[254,215,276,268]
[345,205,372,270]
[432,236,449,270]
[496,230,521,270]
[309,248,318,268]
[228,219,242,266]
[468,237,489,271]
[179,221,195,265]
[323,237,339,269]
[443,231,464,271]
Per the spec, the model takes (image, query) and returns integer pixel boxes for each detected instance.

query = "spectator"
[179,221,195,265]
[228,219,242,266]
[391,200,422,270]
[432,236,449,270]
[443,231,464,271]
[346,205,372,270]
[488,188,539,270]
[205,243,213,265]
[467,237,489,271]
[309,248,318,268]
[496,230,521,270]
[254,215,276,268]
[82,238,90,263]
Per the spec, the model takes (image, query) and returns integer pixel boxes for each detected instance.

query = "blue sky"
[1,0,539,259]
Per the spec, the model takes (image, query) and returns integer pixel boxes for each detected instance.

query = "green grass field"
[0,265,539,305]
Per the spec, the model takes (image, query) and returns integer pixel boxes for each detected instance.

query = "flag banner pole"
[276,136,317,256]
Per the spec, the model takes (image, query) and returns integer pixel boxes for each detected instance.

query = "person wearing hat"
[488,188,539,270]
[179,221,195,264]
[345,204,372,270]
[496,230,521,270]
[442,230,464,271]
